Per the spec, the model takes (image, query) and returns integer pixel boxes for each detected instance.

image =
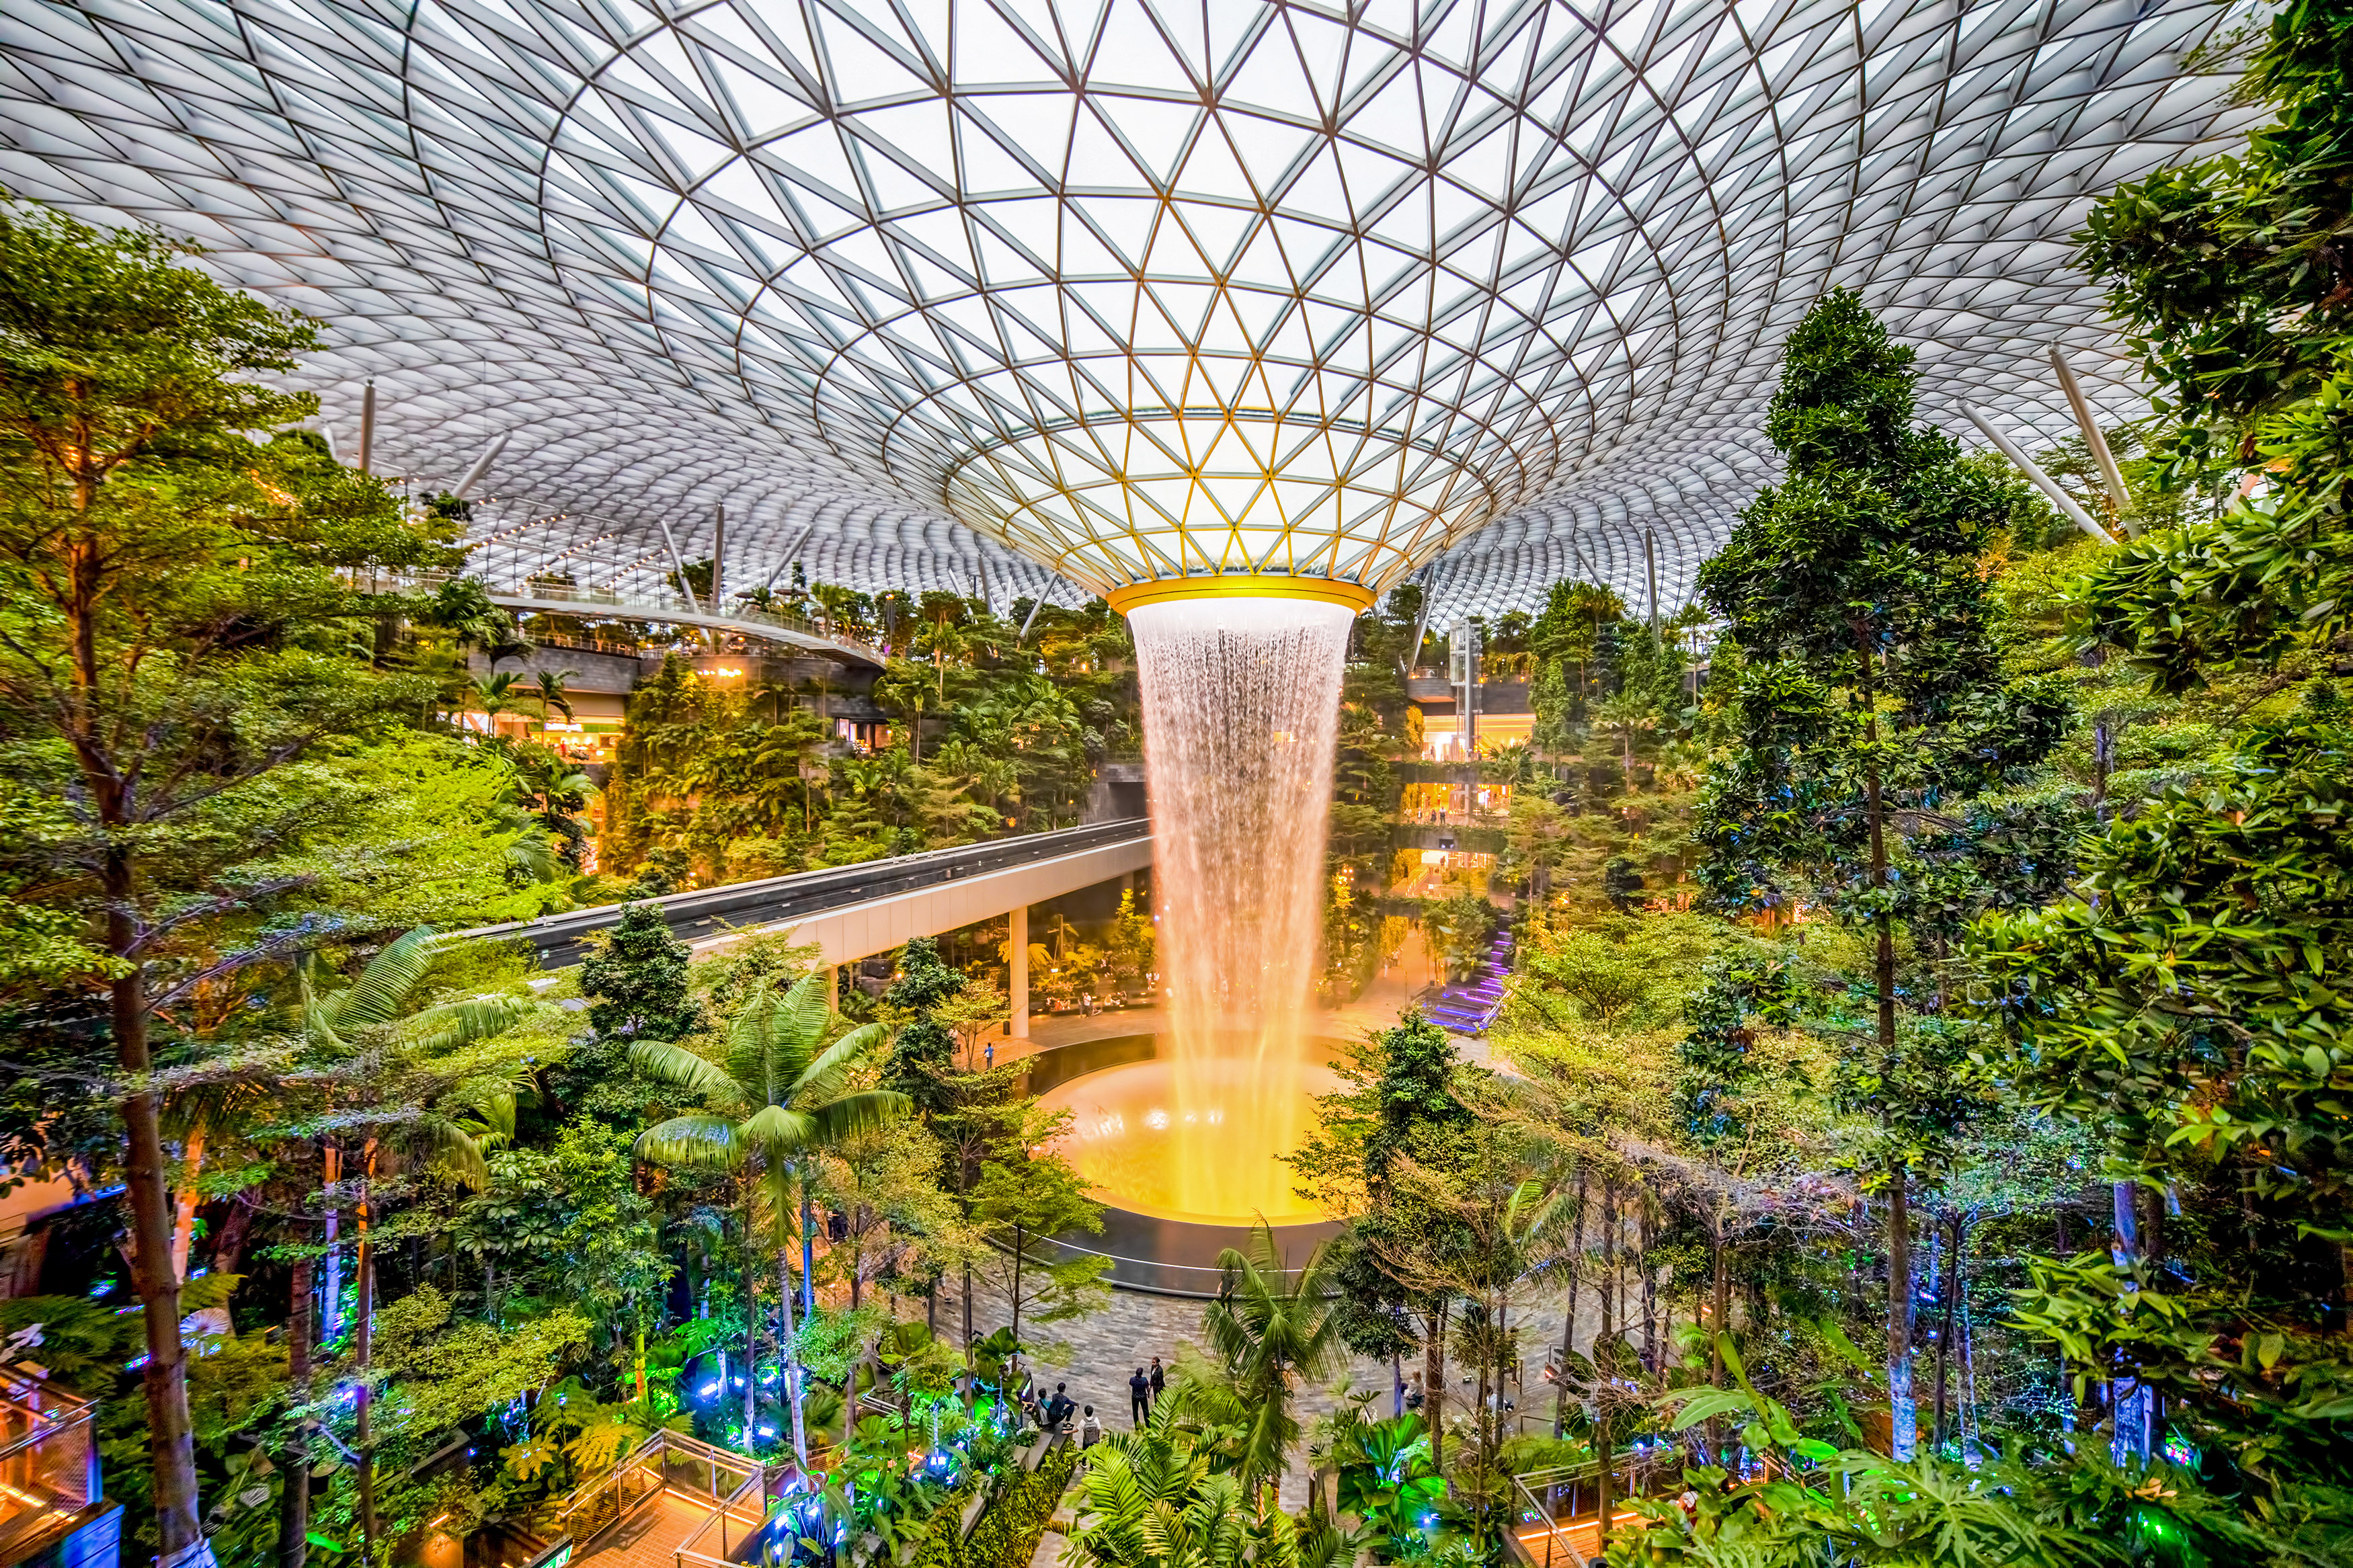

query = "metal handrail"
[540,1429,772,1550]
[672,1467,774,1568]
[1510,1450,1677,1568]
[464,815,1152,966]
[344,568,891,665]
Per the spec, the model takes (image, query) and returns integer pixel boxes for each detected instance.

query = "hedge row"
[964,1444,1080,1568]
[902,1476,982,1568]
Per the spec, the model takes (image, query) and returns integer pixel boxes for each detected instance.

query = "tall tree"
[965,1132,1109,1350]
[2075,0,2353,688]
[581,904,701,1042]
[0,202,446,1563]
[1292,1014,1482,1470]
[1979,686,2353,1486]
[1693,289,2068,1458]
[289,928,518,1559]
[880,936,965,1116]
[627,973,906,1464]
[1194,1225,1345,1507]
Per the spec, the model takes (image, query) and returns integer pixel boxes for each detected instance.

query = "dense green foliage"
[2073,0,2353,688]
[13,13,2353,1568]
[961,1442,1078,1568]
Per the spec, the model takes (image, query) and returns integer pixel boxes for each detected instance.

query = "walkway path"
[571,1493,710,1568]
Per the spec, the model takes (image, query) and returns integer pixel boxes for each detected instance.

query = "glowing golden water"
[1103,595,1353,1222]
[1038,1044,1344,1224]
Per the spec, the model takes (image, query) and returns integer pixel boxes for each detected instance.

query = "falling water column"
[1126,593,1353,1219]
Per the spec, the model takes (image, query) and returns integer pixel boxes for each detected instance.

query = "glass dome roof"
[0,0,2251,612]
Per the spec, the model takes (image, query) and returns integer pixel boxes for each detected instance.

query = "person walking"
[1081,1405,1102,1448]
[1147,1356,1164,1410]
[1129,1366,1150,1427]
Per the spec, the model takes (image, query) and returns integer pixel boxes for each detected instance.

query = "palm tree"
[532,668,576,729]
[628,973,908,1464]
[1196,1224,1347,1507]
[1072,1405,1359,1568]
[468,670,526,731]
[295,927,523,1558]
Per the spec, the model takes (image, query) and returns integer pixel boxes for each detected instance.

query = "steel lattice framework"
[0,0,2251,614]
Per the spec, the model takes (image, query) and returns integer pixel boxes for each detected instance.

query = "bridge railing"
[1511,1450,1682,1568]
[344,569,889,664]
[466,815,1153,968]
[532,1428,782,1561]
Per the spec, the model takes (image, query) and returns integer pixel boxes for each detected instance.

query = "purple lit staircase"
[1422,923,1515,1036]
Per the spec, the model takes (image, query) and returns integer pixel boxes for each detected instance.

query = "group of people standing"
[1019,1355,1163,1451]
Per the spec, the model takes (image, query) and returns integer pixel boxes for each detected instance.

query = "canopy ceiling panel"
[0,0,2251,613]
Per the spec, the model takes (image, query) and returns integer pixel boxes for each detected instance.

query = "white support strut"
[2048,347,2135,536]
[1961,404,2117,546]
[452,431,510,500]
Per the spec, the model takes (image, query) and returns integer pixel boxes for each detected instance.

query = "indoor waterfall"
[1115,593,1353,1221]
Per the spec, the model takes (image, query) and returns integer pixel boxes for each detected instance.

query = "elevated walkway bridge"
[348,569,889,668]
[470,818,1153,1032]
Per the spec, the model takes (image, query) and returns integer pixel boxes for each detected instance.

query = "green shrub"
[963,1444,1079,1568]
[899,1475,981,1568]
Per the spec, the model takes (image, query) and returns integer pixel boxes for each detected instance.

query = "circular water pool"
[1035,1038,1343,1226]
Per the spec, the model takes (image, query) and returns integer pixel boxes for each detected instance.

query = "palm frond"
[806,1089,910,1145]
[458,1092,518,1150]
[627,1038,743,1104]
[790,1023,887,1104]
[407,994,528,1054]
[331,927,440,1030]
[409,1116,491,1192]
[740,1102,822,1160]
[635,1114,746,1171]
[301,995,351,1055]
[776,971,832,1050]
[725,981,782,1063]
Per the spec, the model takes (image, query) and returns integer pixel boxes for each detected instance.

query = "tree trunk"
[1932,1214,1963,1450]
[961,1260,975,1411]
[1859,647,1914,1464]
[321,1144,342,1340]
[212,1196,254,1278]
[1639,1203,1657,1373]
[1553,1169,1587,1438]
[112,949,206,1564]
[800,1175,818,1319]
[1599,1182,1617,1360]
[1887,1171,1915,1462]
[354,1141,379,1561]
[744,1184,759,1450]
[779,1245,807,1469]
[1423,1298,1448,1473]
[1010,1225,1025,1350]
[1709,1214,1730,1465]
[1594,1405,1613,1557]
[278,1251,315,1568]
[2111,1180,2149,1462]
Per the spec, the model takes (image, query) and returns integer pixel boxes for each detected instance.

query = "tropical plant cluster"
[5,11,2353,1568]
[1260,14,2353,1567]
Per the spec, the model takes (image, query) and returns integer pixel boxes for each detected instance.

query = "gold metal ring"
[1104,576,1378,616]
